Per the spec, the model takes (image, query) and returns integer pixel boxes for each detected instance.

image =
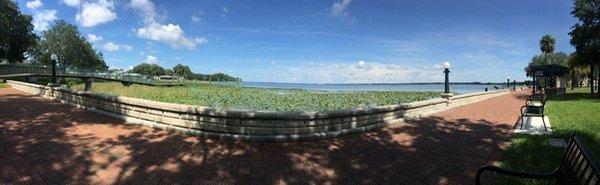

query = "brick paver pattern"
[0,87,528,184]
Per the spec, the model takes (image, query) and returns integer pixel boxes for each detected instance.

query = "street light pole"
[444,68,450,93]
[49,54,59,87]
[507,77,510,89]
[442,62,453,98]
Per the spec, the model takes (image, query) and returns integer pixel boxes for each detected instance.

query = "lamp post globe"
[443,62,451,69]
[442,62,452,98]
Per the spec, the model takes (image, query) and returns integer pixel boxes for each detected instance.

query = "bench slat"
[577,159,591,183]
[581,167,594,185]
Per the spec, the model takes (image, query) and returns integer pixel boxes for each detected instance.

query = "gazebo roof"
[527,64,569,77]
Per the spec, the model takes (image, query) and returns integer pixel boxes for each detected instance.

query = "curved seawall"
[7,80,509,141]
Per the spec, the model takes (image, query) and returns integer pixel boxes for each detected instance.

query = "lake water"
[232,82,506,94]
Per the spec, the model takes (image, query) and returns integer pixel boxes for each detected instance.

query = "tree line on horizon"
[0,0,239,82]
[524,0,599,97]
[127,63,240,82]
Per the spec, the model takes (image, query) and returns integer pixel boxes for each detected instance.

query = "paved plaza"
[0,88,528,184]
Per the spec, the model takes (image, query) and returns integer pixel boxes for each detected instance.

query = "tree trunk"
[591,64,595,94]
[597,65,600,98]
[571,71,575,90]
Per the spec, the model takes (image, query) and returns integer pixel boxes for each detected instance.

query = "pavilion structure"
[527,64,570,96]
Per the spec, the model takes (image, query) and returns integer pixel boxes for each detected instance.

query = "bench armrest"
[476,165,557,185]
[521,105,544,115]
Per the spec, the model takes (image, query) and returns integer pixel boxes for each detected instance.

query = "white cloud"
[191,16,201,23]
[194,37,208,44]
[26,0,43,10]
[32,10,58,32]
[130,0,207,50]
[332,0,351,17]
[393,43,425,52]
[331,0,357,24]
[137,22,206,50]
[87,34,103,42]
[142,55,159,64]
[464,33,516,47]
[103,42,119,51]
[130,0,156,22]
[26,0,58,32]
[270,61,442,83]
[174,57,181,61]
[191,11,203,24]
[354,60,372,70]
[221,6,229,17]
[76,1,117,27]
[103,42,133,52]
[122,45,134,52]
[62,0,80,7]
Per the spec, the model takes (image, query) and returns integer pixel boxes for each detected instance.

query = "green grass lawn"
[74,82,439,112]
[495,87,600,184]
[0,82,8,88]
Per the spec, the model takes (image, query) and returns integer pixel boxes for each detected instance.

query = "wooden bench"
[520,93,548,130]
[476,133,600,185]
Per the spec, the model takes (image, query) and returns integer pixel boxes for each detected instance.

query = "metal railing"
[0,64,184,86]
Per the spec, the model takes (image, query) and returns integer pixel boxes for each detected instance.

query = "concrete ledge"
[6,80,509,141]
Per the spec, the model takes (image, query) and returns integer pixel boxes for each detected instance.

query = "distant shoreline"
[243,81,517,85]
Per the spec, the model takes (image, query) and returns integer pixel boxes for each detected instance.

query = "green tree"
[0,0,37,64]
[165,69,174,76]
[525,52,570,76]
[540,34,555,54]
[32,20,107,71]
[568,52,590,89]
[172,64,193,79]
[129,63,165,76]
[193,73,240,81]
[570,0,600,96]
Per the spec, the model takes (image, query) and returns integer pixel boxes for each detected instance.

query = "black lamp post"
[50,54,57,84]
[442,62,452,98]
[48,54,59,87]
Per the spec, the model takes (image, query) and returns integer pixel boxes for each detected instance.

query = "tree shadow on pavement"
[0,88,516,185]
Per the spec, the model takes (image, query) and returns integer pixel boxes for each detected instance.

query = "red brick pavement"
[0,87,528,184]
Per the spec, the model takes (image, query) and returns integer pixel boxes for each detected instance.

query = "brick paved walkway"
[0,87,528,185]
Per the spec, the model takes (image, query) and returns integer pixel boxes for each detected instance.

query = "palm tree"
[540,34,555,55]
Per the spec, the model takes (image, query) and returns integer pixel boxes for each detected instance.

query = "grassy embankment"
[495,87,600,184]
[74,82,439,112]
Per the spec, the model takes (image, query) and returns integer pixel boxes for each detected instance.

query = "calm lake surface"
[233,82,504,94]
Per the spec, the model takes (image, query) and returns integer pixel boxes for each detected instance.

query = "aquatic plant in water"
[74,82,440,112]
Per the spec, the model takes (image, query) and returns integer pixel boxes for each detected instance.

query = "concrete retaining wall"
[6,80,509,141]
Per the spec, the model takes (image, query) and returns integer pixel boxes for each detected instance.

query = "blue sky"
[18,0,576,83]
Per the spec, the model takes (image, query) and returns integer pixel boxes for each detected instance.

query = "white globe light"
[442,62,451,69]
[50,54,58,61]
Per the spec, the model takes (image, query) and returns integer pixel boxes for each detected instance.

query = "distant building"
[154,75,180,80]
